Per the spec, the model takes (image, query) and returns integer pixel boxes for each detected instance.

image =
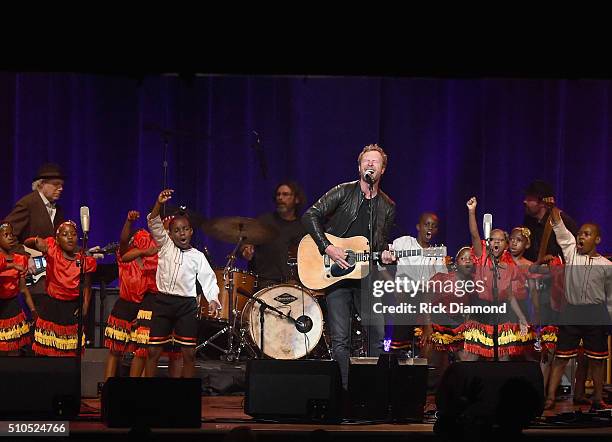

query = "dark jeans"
[326,284,385,388]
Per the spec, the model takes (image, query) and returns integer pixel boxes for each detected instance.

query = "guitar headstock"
[88,242,120,257]
[542,196,555,209]
[101,242,120,254]
[423,245,447,258]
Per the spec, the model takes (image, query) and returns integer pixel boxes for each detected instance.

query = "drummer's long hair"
[273,181,307,215]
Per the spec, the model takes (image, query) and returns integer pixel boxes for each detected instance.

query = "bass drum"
[241,284,323,360]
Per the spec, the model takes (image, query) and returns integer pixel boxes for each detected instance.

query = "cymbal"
[202,216,278,245]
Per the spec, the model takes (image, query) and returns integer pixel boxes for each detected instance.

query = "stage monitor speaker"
[0,357,80,419]
[348,354,428,421]
[245,359,342,422]
[102,377,202,428]
[435,361,544,436]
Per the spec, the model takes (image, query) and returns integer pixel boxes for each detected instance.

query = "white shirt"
[553,218,612,314]
[38,192,56,223]
[391,235,448,283]
[147,214,219,302]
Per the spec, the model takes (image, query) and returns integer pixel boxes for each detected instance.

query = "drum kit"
[196,216,331,361]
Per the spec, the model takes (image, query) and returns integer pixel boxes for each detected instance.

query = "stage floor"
[61,395,612,441]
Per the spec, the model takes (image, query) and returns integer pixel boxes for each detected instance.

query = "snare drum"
[200,268,257,322]
[240,284,323,359]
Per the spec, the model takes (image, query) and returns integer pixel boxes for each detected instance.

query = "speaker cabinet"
[0,357,80,419]
[435,361,544,435]
[102,377,202,428]
[245,359,342,422]
[348,355,429,421]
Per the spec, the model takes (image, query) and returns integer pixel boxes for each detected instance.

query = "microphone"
[80,206,90,235]
[295,315,313,333]
[363,169,375,185]
[483,213,492,242]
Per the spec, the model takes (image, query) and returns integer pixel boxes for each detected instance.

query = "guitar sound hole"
[346,250,356,266]
[330,250,356,277]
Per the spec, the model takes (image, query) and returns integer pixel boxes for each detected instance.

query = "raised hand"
[151,189,174,219]
[157,189,174,205]
[127,210,140,222]
[466,196,477,211]
[467,196,483,257]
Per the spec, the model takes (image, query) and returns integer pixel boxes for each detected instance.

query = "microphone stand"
[77,230,88,359]
[367,178,375,356]
[75,229,88,414]
[486,239,500,361]
[251,131,268,180]
[161,133,169,218]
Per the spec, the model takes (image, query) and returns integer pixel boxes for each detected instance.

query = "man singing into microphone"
[302,144,396,389]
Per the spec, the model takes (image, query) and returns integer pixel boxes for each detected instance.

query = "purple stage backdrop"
[1,73,610,268]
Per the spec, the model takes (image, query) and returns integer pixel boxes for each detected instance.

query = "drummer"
[241,181,307,288]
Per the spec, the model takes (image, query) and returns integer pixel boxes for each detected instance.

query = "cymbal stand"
[222,235,244,360]
[286,253,299,283]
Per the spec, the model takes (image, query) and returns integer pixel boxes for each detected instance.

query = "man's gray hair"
[32,179,44,191]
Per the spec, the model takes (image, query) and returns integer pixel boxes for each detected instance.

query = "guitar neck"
[373,247,446,260]
[353,252,371,263]
[368,249,432,261]
[391,249,424,259]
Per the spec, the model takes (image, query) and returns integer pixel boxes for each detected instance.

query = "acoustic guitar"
[297,233,447,290]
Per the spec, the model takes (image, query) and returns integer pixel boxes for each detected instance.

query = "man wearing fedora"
[522,179,577,262]
[4,163,66,295]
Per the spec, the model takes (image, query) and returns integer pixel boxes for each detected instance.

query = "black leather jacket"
[302,180,396,255]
